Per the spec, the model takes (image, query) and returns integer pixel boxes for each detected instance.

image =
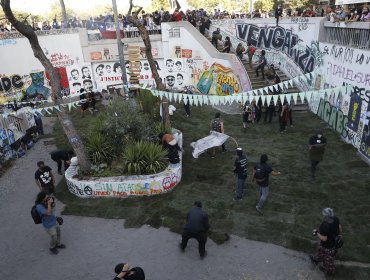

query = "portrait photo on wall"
[66,64,96,95]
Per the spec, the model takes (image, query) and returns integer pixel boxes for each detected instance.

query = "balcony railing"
[323,21,370,49]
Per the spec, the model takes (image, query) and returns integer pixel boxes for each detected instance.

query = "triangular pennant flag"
[255,95,261,103]
[198,95,204,106]
[289,79,294,87]
[273,84,279,91]
[266,95,272,105]
[263,87,269,95]
[292,93,298,104]
[158,91,164,99]
[272,94,279,105]
[208,96,215,106]
[284,81,289,89]
[193,95,199,106]
[68,102,72,111]
[168,92,173,102]
[294,76,300,83]
[260,95,266,105]
[188,95,194,106]
[173,92,178,103]
[178,93,183,103]
[44,107,52,115]
[202,95,208,105]
[53,105,62,112]
[284,93,292,104]
[299,92,306,104]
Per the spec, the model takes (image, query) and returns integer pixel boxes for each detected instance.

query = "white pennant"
[292,93,298,104]
[178,93,183,103]
[54,105,62,112]
[284,81,289,89]
[266,95,272,105]
[189,95,194,106]
[273,84,279,91]
[44,107,52,115]
[158,92,164,99]
[289,79,294,87]
[193,95,199,106]
[272,94,279,106]
[284,93,292,104]
[203,95,208,105]
[198,95,204,106]
[168,92,173,102]
[259,95,266,105]
[173,92,178,103]
[299,92,306,104]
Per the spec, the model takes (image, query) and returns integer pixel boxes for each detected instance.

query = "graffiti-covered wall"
[0,30,84,102]
[211,18,323,91]
[314,43,370,162]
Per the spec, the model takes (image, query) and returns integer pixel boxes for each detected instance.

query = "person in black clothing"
[310,208,342,275]
[233,148,247,200]
[113,263,145,280]
[264,97,275,123]
[254,98,262,123]
[35,161,55,194]
[275,5,283,26]
[180,201,210,259]
[308,129,327,181]
[255,50,267,80]
[253,154,281,214]
[50,150,74,175]
[222,36,232,53]
[211,28,221,48]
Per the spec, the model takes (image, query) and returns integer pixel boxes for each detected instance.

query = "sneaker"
[200,251,207,260]
[179,243,185,252]
[255,206,263,215]
[50,247,59,255]
[56,244,66,249]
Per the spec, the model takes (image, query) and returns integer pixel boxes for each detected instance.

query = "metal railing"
[323,21,370,49]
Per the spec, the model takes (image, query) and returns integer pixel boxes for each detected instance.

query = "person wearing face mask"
[346,8,360,22]
[308,129,327,181]
[360,7,370,21]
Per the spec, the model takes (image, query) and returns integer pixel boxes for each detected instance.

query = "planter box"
[65,131,183,198]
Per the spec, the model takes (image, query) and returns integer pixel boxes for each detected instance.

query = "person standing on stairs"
[222,36,232,53]
[255,50,267,80]
[246,42,256,68]
[211,28,221,49]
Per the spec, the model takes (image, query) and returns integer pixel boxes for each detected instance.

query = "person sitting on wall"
[158,132,181,164]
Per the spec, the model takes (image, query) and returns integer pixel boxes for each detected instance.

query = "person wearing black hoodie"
[180,201,210,259]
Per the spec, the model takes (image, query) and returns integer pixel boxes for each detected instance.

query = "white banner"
[190,131,230,159]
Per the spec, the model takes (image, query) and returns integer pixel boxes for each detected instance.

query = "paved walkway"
[0,118,324,280]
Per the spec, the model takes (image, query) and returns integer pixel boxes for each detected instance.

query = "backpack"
[31,205,42,224]
[254,164,266,180]
[211,118,221,132]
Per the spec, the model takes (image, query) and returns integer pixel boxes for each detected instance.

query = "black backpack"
[31,205,42,224]
[254,164,266,180]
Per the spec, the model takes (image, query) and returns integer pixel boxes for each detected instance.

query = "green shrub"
[137,89,160,119]
[123,141,167,175]
[86,133,114,164]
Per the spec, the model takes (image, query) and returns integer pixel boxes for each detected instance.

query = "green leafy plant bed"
[55,101,370,265]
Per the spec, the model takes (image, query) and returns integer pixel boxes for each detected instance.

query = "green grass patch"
[54,103,370,264]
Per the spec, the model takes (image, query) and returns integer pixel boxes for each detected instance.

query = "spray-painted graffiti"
[236,24,315,73]
[317,99,348,137]
[66,167,182,198]
[326,62,370,87]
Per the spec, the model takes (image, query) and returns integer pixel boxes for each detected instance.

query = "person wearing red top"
[173,9,182,22]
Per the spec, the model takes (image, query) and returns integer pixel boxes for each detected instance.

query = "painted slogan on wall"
[315,43,370,162]
[236,24,315,73]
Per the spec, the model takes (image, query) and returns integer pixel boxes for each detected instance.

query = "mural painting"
[315,43,370,162]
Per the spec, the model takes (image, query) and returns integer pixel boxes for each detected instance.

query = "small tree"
[254,0,274,12]
[126,0,170,127]
[1,0,91,170]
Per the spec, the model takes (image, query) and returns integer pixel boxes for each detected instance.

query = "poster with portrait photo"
[138,60,164,88]
[66,64,95,95]
[163,58,192,91]
[93,62,124,91]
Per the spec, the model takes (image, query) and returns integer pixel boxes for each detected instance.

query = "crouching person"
[158,132,181,164]
[113,263,145,280]
[35,191,65,254]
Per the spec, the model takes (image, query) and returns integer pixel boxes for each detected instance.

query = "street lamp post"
[112,0,128,90]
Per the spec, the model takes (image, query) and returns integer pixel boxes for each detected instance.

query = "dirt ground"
[0,118,324,280]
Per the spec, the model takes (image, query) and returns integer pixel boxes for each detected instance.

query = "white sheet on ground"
[190,131,230,158]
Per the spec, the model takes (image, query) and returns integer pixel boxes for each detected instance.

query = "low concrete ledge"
[65,131,183,198]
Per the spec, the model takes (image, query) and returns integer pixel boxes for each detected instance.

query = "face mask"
[317,134,322,138]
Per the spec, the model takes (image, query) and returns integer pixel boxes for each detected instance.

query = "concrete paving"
[0,118,324,280]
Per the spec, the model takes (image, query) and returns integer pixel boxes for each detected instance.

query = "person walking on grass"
[308,128,327,181]
[211,112,227,156]
[233,148,248,201]
[252,154,281,215]
[35,191,65,254]
[180,201,210,259]
[310,208,342,276]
